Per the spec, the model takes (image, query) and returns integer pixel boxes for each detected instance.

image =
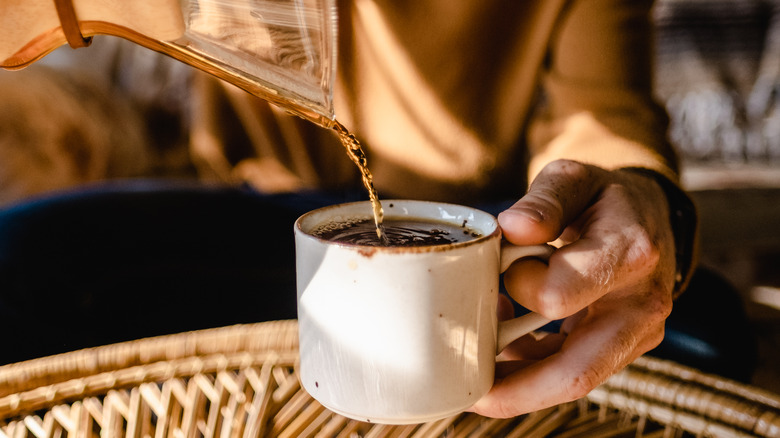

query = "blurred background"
[653,0,780,393]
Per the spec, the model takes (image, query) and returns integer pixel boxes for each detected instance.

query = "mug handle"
[496,242,555,354]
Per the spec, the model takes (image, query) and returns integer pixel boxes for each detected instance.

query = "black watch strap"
[622,167,699,298]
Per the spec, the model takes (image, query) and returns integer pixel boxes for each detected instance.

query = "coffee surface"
[313,218,482,247]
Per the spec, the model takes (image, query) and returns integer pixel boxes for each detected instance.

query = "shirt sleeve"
[527,0,681,184]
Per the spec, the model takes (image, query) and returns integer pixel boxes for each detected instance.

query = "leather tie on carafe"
[53,0,92,49]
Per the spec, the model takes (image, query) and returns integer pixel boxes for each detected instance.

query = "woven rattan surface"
[1,320,778,437]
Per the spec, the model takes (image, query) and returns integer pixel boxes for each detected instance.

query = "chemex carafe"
[0,0,338,128]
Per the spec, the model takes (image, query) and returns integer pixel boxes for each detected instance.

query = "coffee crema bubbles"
[312,218,482,247]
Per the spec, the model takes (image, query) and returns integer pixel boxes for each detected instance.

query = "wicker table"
[1,320,779,437]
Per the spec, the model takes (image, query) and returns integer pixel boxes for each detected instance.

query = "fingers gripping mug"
[294,200,553,424]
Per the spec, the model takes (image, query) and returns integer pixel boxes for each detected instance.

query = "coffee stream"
[333,121,389,244]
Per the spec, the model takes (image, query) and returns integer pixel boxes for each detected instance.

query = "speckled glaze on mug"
[294,200,552,424]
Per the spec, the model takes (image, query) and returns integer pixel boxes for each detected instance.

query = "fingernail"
[503,207,543,224]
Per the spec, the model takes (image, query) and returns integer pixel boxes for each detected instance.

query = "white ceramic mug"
[294,200,553,424]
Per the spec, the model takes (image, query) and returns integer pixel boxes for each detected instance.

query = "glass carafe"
[0,0,338,127]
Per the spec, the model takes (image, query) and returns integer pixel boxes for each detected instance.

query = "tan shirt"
[192,0,679,204]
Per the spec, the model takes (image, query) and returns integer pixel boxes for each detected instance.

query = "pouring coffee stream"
[333,121,388,244]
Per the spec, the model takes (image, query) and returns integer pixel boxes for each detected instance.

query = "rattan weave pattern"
[1,320,778,437]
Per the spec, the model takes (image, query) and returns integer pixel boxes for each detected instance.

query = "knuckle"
[522,190,563,221]
[647,325,666,350]
[646,278,674,320]
[492,399,522,419]
[476,391,525,419]
[653,289,674,318]
[626,227,662,274]
[534,288,571,320]
[562,367,604,401]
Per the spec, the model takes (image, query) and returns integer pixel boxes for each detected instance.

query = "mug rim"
[294,199,501,253]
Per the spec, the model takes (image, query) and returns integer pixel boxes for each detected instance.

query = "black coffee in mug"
[312,218,482,247]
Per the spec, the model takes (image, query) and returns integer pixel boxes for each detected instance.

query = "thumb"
[498,160,605,245]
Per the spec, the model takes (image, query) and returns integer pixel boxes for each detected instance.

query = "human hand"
[472,159,677,418]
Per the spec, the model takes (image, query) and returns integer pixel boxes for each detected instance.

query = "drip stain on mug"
[312,218,482,247]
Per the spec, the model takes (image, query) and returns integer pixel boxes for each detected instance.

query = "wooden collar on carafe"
[53,0,92,48]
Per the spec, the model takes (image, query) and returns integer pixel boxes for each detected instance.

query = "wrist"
[621,167,699,298]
